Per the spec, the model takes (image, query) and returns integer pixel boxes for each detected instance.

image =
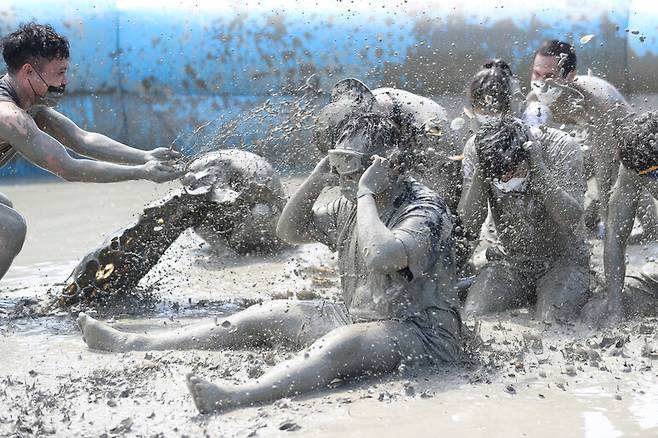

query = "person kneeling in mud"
[598,112,658,324]
[459,116,589,321]
[77,113,462,413]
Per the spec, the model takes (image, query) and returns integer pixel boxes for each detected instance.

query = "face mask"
[475,113,498,125]
[531,80,562,106]
[28,65,66,107]
[493,176,527,193]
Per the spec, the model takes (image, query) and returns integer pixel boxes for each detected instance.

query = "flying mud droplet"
[450,117,465,131]
[221,320,231,328]
[587,68,593,78]
[579,34,595,45]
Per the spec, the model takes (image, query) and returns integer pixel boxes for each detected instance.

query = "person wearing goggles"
[78,113,462,413]
[584,112,658,326]
[458,116,589,322]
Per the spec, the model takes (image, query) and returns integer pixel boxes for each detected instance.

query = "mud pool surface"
[1,180,657,437]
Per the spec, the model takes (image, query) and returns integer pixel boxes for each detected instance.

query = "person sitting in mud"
[459,116,589,321]
[600,112,658,324]
[77,112,462,413]
[60,149,286,307]
[314,78,461,210]
[0,23,181,282]
[523,39,658,240]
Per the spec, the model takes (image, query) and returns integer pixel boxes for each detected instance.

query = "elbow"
[276,216,301,244]
[362,245,404,274]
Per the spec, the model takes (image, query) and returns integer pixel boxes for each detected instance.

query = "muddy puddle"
[1,180,657,437]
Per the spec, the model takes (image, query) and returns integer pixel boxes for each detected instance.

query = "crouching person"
[77,113,462,413]
[459,116,589,322]
[601,112,658,324]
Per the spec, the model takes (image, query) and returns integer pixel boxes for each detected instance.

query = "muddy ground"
[1,180,657,437]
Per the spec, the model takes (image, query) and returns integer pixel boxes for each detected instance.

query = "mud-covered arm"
[604,166,641,314]
[528,137,584,230]
[33,106,179,164]
[277,156,337,244]
[356,157,411,272]
[0,103,177,183]
[457,139,488,241]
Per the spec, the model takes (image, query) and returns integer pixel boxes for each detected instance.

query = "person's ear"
[19,63,33,77]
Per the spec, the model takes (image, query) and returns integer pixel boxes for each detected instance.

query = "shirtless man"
[459,116,589,321]
[77,113,462,413]
[603,112,658,323]
[0,23,181,281]
[314,78,461,210]
[524,39,658,239]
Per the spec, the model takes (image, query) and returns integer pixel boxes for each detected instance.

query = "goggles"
[328,149,369,175]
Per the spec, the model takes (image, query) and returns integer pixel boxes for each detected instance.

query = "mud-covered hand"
[141,160,185,183]
[310,156,339,188]
[358,156,397,198]
[145,147,182,162]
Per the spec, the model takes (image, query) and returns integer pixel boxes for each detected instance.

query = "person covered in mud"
[0,23,181,282]
[313,78,461,210]
[600,112,658,324]
[459,116,589,321]
[77,112,462,413]
[464,59,519,129]
[60,149,287,307]
[523,39,658,240]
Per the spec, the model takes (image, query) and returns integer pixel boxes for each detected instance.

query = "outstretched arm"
[276,156,336,244]
[604,166,641,320]
[0,104,180,183]
[33,106,180,164]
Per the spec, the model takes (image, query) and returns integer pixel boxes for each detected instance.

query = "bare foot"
[185,373,239,414]
[77,312,143,352]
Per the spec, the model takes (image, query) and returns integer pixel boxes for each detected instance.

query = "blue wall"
[1,0,657,177]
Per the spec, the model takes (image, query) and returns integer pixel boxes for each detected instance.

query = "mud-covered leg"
[0,200,27,281]
[186,320,423,413]
[464,262,530,318]
[536,263,589,322]
[78,300,344,352]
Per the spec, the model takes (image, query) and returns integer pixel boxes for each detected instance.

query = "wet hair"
[1,23,69,74]
[475,116,530,179]
[619,112,658,173]
[335,113,401,159]
[468,59,514,114]
[536,40,577,78]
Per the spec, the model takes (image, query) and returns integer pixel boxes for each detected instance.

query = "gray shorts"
[289,300,461,364]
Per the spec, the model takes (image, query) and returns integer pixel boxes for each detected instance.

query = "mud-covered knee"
[2,213,27,252]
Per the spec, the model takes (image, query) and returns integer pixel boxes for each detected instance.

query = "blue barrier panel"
[1,0,657,178]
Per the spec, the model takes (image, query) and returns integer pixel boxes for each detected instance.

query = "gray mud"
[1,180,657,437]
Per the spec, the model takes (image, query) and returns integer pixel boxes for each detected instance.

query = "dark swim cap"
[475,116,530,179]
[619,112,658,175]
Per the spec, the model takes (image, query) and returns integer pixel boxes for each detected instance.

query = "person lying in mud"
[77,113,462,413]
[60,149,286,307]
[459,116,589,321]
[524,39,658,240]
[314,78,461,211]
[600,112,658,324]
